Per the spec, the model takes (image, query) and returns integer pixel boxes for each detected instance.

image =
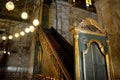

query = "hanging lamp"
[5,1,15,11]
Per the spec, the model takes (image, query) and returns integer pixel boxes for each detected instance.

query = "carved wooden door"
[83,42,108,80]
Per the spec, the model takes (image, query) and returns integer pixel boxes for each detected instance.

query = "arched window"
[86,0,96,12]
[86,0,92,7]
[72,0,96,12]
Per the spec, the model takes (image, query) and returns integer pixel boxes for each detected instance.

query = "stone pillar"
[28,35,35,79]
[49,2,55,28]
[39,0,44,25]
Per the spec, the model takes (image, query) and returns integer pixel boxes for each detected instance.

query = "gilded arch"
[84,39,106,55]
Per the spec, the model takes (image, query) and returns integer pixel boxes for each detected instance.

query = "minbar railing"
[36,26,72,80]
[33,74,56,80]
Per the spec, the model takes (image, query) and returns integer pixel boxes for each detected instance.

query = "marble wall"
[44,0,120,79]
[95,0,120,79]
[4,23,35,79]
[108,0,120,79]
[49,1,97,45]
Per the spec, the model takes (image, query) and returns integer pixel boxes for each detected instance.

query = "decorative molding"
[107,40,115,80]
[84,39,106,55]
[74,34,81,80]
[83,39,111,80]
[38,27,71,80]
[70,18,107,37]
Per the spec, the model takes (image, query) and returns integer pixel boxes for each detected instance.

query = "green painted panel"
[79,33,108,53]
[78,33,108,80]
[84,43,107,80]
[33,42,39,75]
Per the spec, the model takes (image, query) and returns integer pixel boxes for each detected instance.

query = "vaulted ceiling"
[0,0,35,22]
[0,0,52,22]
[0,0,40,35]
[0,0,53,30]
[0,0,40,52]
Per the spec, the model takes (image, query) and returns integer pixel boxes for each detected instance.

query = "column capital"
[74,34,79,39]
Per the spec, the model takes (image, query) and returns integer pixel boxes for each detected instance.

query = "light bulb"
[21,11,28,19]
[2,36,7,40]
[8,35,13,39]
[5,1,15,11]
[14,33,19,38]
[29,25,35,32]
[86,3,89,7]
[3,50,6,54]
[73,0,75,2]
[25,28,30,33]
[33,19,39,26]
[20,31,25,36]
[8,51,10,55]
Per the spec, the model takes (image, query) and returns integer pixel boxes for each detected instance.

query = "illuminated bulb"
[21,11,28,19]
[25,28,30,33]
[73,0,75,2]
[5,1,15,11]
[8,51,10,55]
[14,33,19,38]
[2,36,7,40]
[29,25,35,32]
[33,19,39,26]
[3,49,6,54]
[86,3,89,7]
[3,51,6,54]
[8,35,13,39]
[20,31,25,36]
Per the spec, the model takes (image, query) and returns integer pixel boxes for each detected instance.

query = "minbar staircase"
[0,27,74,80]
[43,27,74,80]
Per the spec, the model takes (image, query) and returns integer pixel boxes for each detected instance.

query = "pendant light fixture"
[8,35,13,39]
[20,31,25,36]
[25,28,30,33]
[5,1,15,11]
[21,0,28,19]
[33,19,39,26]
[29,25,35,32]
[14,33,19,38]
[21,11,28,19]
[2,36,7,40]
